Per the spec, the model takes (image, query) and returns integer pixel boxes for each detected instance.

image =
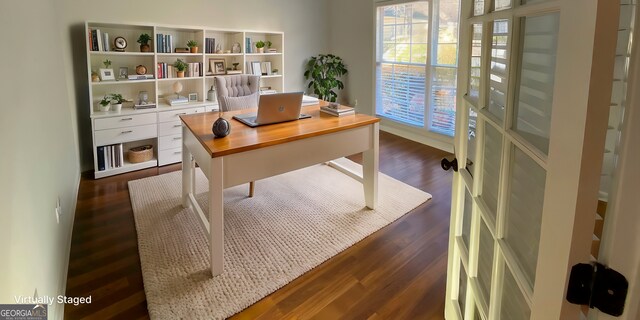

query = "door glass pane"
[459,264,468,315]
[500,266,531,319]
[462,189,473,248]
[474,0,485,16]
[494,0,512,11]
[430,67,457,136]
[488,20,510,123]
[467,107,478,176]
[504,146,546,289]
[513,13,560,155]
[477,218,494,300]
[480,123,502,224]
[469,24,483,102]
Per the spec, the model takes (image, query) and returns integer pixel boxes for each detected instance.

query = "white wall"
[59,0,331,171]
[0,1,80,319]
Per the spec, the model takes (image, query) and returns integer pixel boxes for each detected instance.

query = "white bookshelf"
[86,21,285,178]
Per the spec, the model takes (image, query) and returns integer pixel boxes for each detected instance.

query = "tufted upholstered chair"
[213,74,261,197]
[214,75,261,112]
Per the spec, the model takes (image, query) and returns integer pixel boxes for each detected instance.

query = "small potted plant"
[187,40,198,53]
[110,93,125,112]
[272,68,279,75]
[137,33,151,52]
[266,40,272,51]
[103,59,112,68]
[99,95,111,112]
[174,59,188,78]
[255,40,265,53]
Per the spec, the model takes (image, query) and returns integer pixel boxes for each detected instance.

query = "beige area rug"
[128,158,432,319]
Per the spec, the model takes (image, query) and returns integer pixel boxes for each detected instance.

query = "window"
[376,0,460,136]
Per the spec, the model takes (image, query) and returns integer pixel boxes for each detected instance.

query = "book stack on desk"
[320,104,355,117]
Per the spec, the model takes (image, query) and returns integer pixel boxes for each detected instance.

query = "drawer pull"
[121,130,133,134]
[121,117,133,121]
[174,124,182,128]
[174,151,182,154]
[173,137,182,140]
[176,113,187,116]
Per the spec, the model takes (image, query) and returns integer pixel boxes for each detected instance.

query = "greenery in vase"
[103,59,112,68]
[110,93,125,104]
[187,40,198,48]
[303,54,348,102]
[174,59,188,72]
[99,95,111,106]
[137,33,151,45]
[255,41,265,49]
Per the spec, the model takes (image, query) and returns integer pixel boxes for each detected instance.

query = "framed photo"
[210,59,226,75]
[188,93,198,102]
[118,67,128,80]
[99,68,115,81]
[251,61,262,76]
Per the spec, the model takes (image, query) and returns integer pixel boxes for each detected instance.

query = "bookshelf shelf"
[86,21,284,178]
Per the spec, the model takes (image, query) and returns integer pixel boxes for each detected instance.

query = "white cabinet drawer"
[158,147,183,166]
[158,121,183,136]
[158,107,205,123]
[94,113,156,130]
[95,124,157,146]
[158,134,182,151]
[205,105,219,112]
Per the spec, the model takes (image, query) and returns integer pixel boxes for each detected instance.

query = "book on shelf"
[128,74,154,80]
[205,38,216,53]
[166,96,189,106]
[103,32,110,52]
[320,105,355,117]
[134,103,156,109]
[267,48,277,53]
[96,29,103,52]
[97,143,125,171]
[175,47,189,53]
[226,70,242,75]
[97,146,105,171]
[245,37,251,54]
[261,62,272,75]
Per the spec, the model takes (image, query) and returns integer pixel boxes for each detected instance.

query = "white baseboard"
[380,120,454,153]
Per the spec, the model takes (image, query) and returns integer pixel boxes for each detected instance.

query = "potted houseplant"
[174,59,188,78]
[99,95,111,112]
[272,68,279,75]
[255,40,265,53]
[110,93,125,112]
[137,33,151,52]
[303,54,348,102]
[187,40,198,53]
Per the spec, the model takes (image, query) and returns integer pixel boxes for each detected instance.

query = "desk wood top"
[180,101,380,158]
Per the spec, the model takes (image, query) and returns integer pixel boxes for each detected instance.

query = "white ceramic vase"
[99,104,110,112]
[112,103,122,112]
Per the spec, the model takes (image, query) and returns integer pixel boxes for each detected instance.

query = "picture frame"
[210,59,226,75]
[188,93,198,102]
[99,68,115,81]
[118,67,128,80]
[251,61,262,76]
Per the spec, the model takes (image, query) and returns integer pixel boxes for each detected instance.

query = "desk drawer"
[158,147,183,166]
[158,121,183,136]
[94,113,156,130]
[95,124,157,146]
[158,134,182,151]
[158,107,204,123]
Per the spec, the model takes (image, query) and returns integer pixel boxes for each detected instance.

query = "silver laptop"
[233,92,311,127]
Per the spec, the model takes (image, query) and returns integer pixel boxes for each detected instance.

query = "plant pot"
[140,44,151,52]
[99,104,110,112]
[257,48,264,53]
[111,103,122,112]
[190,47,198,54]
[177,71,185,78]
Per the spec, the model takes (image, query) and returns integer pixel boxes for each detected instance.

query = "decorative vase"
[140,44,150,52]
[212,115,230,138]
[207,86,217,102]
[138,91,149,105]
[99,104,110,112]
[190,47,198,54]
[136,65,147,75]
[112,103,122,112]
[177,71,185,78]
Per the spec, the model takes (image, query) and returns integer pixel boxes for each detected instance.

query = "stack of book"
[320,104,355,117]
[96,144,124,171]
[134,103,156,110]
[88,28,110,52]
[205,38,216,53]
[128,74,154,80]
[156,34,173,53]
[166,96,189,106]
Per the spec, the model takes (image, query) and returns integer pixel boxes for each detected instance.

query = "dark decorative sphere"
[212,117,230,138]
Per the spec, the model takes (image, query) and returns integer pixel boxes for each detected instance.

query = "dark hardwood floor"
[64,131,453,319]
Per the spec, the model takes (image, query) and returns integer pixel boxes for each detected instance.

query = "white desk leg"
[209,157,224,276]
[182,126,193,208]
[363,123,379,209]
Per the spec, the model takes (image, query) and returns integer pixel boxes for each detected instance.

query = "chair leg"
[249,181,255,197]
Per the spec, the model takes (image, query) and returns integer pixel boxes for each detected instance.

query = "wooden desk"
[180,103,380,277]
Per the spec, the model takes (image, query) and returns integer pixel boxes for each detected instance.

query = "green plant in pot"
[103,59,112,68]
[303,54,348,102]
[110,93,125,112]
[187,40,198,53]
[99,95,111,112]
[255,40,265,53]
[137,33,151,52]
[174,59,188,78]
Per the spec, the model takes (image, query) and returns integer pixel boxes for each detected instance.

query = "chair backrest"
[214,75,260,112]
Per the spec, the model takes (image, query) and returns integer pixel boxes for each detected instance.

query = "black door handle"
[441,157,458,172]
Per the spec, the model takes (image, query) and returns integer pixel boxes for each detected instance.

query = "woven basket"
[128,145,153,163]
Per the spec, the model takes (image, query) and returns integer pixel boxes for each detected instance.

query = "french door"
[445,0,622,318]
